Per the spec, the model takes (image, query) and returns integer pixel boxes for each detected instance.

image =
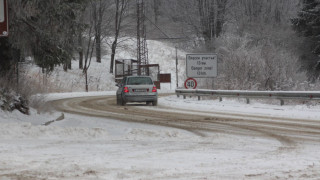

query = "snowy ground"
[1,39,320,179]
[0,91,320,180]
[161,95,320,121]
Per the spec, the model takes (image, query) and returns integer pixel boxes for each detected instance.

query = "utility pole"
[137,0,148,76]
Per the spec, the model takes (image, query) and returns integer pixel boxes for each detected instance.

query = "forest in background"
[0,0,320,96]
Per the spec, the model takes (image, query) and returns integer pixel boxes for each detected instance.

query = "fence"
[175,89,320,106]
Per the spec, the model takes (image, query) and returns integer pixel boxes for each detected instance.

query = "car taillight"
[152,86,157,92]
[124,86,129,93]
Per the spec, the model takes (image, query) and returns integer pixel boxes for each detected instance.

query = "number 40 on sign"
[184,78,197,89]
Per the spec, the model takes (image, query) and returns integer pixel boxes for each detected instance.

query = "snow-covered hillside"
[23,40,187,93]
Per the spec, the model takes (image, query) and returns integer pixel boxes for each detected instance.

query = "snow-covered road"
[1,92,320,179]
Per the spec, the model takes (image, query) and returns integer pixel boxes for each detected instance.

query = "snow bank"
[0,122,195,141]
[159,95,320,120]
[0,122,109,140]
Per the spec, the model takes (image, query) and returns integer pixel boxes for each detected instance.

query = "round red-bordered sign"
[184,78,197,89]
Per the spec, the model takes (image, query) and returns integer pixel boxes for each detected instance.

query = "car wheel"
[121,98,126,106]
[152,100,157,106]
[146,101,152,105]
[116,95,120,105]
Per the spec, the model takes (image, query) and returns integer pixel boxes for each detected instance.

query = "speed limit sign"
[184,78,197,89]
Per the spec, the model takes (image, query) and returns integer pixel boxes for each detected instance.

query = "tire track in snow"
[51,95,320,149]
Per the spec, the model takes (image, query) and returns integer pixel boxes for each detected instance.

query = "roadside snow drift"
[1,92,320,179]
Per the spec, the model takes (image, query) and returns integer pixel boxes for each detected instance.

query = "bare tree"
[159,0,228,49]
[77,8,86,70]
[198,0,228,46]
[153,0,161,25]
[78,29,84,69]
[92,0,111,63]
[228,0,300,29]
[110,0,129,74]
[83,4,97,92]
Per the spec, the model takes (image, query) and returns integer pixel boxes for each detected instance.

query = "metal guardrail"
[175,89,320,105]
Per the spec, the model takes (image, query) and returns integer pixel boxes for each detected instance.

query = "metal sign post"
[175,46,178,88]
[0,0,4,22]
[0,0,8,37]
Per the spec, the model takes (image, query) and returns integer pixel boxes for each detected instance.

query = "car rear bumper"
[123,95,157,102]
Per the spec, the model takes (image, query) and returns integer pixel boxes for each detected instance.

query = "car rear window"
[127,77,153,85]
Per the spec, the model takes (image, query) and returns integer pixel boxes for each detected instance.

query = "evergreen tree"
[0,39,13,75]
[8,0,87,72]
[292,0,320,80]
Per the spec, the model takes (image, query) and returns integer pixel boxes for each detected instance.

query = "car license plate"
[134,89,147,92]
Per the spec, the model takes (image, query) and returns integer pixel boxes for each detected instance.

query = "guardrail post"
[246,98,250,104]
[219,97,222,102]
[198,96,201,101]
[280,99,284,106]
